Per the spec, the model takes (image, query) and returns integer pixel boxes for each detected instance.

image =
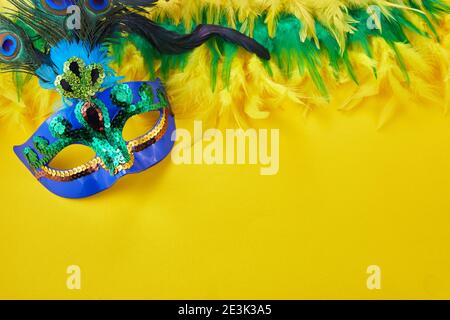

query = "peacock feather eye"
[86,0,112,14]
[0,33,20,60]
[40,0,73,16]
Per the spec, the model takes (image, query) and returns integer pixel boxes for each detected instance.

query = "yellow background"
[1,90,450,300]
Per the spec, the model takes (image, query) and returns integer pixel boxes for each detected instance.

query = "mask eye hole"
[49,145,96,170]
[86,0,111,13]
[41,0,72,15]
[0,33,20,60]
[122,111,161,141]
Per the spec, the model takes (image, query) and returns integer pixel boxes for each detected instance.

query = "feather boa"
[1,0,449,129]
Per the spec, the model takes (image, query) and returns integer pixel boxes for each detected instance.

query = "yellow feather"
[377,96,397,130]
[0,74,59,132]
[340,81,380,111]
[149,0,182,24]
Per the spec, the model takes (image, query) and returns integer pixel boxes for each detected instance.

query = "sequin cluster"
[24,82,170,181]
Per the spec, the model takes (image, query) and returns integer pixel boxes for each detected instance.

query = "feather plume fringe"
[1,0,450,128]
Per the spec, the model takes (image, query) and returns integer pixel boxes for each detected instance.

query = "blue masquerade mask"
[14,80,175,198]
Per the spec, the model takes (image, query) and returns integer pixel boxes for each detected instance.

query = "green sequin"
[33,136,50,155]
[139,83,155,102]
[50,116,72,138]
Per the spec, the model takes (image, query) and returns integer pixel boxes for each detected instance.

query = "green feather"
[129,34,159,79]
[111,3,449,98]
